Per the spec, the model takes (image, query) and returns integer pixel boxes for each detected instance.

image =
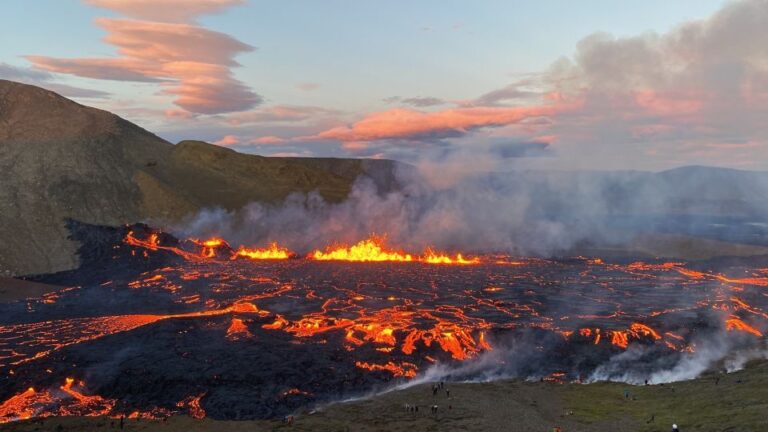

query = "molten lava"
[191,238,228,258]
[725,316,763,337]
[422,248,480,265]
[311,236,414,262]
[235,242,292,260]
[310,236,479,264]
[355,361,417,378]
[4,228,768,424]
[225,318,253,341]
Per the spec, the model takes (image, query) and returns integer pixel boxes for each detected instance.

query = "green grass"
[560,360,768,431]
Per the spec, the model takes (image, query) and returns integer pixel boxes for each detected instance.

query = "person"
[119,415,124,430]
[672,424,680,432]
[446,389,450,398]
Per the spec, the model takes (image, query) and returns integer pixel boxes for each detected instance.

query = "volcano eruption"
[1,81,768,429]
[1,221,766,423]
[4,2,768,428]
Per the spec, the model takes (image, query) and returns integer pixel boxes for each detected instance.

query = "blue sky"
[4,0,767,171]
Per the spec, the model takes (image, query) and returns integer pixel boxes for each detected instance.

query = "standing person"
[119,415,124,430]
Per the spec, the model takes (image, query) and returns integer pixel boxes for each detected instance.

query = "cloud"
[214,135,287,147]
[27,2,259,114]
[213,134,239,146]
[349,0,764,169]
[223,105,340,125]
[384,96,447,107]
[401,97,446,107]
[471,81,541,106]
[310,105,570,143]
[0,62,110,98]
[0,62,52,81]
[26,56,162,82]
[249,136,287,145]
[85,0,245,23]
[527,0,768,168]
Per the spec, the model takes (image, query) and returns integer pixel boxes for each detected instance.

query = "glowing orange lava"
[235,242,292,260]
[725,317,763,337]
[310,236,479,264]
[354,361,418,378]
[311,236,414,262]
[192,238,228,258]
[225,318,253,341]
[422,248,480,265]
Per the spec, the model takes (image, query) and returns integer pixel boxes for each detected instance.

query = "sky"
[2,0,767,171]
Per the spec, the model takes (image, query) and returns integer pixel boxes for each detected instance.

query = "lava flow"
[1,225,766,423]
[311,236,414,262]
[311,235,480,264]
[234,242,293,260]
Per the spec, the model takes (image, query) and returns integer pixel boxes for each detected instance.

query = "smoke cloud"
[171,158,768,258]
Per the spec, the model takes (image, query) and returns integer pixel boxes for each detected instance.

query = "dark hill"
[0,80,400,276]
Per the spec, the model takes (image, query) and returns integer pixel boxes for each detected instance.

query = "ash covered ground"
[0,223,766,423]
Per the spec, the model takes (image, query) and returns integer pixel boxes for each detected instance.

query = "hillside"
[0,80,400,276]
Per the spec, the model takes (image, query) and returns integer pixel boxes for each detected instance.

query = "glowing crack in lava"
[1,226,766,422]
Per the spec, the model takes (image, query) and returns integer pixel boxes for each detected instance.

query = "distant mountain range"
[0,80,400,275]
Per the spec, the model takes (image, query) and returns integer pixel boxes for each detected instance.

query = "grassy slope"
[3,361,766,432]
[562,361,768,431]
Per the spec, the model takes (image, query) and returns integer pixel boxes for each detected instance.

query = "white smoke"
[171,173,580,256]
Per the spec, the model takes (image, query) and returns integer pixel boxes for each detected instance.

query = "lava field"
[0,223,766,422]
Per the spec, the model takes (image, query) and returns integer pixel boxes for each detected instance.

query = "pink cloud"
[27,5,259,114]
[312,105,569,143]
[25,56,160,82]
[249,136,287,145]
[164,108,197,119]
[531,135,558,144]
[85,0,244,23]
[214,134,239,146]
[634,91,705,116]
